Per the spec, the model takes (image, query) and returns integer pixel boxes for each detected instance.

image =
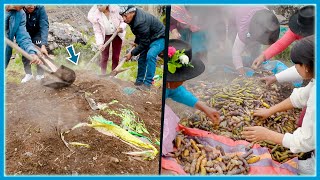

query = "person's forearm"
[263,30,298,60]
[265,130,285,145]
[275,66,302,83]
[194,101,207,112]
[269,98,294,115]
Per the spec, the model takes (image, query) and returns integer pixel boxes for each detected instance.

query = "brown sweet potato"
[196,155,206,173]
[190,139,200,152]
[190,159,197,175]
[241,149,253,159]
[175,136,182,149]
[184,164,191,173]
[216,145,225,156]
[205,167,217,173]
[183,149,190,157]
[200,166,207,175]
[219,161,227,172]
[239,156,250,171]
[200,158,207,175]
[206,160,214,167]
[227,168,241,175]
[214,164,224,174]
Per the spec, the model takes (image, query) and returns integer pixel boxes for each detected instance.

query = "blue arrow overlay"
[66,45,80,65]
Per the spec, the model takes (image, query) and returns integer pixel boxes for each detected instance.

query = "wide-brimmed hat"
[166,39,205,82]
[289,6,314,37]
[249,9,280,45]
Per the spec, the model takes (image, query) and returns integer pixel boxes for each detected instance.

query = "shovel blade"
[41,79,71,89]
[54,65,76,84]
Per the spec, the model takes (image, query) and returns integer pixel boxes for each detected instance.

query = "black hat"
[249,9,280,45]
[166,39,205,82]
[289,6,315,37]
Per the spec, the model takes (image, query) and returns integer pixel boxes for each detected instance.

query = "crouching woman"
[242,35,315,175]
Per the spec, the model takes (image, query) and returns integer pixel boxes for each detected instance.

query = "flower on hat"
[179,54,189,65]
[167,48,193,74]
[168,46,176,58]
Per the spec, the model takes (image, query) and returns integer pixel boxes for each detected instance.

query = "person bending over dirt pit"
[21,5,49,83]
[228,6,280,75]
[5,5,42,69]
[242,35,315,175]
[119,5,165,91]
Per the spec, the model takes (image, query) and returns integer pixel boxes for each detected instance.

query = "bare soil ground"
[5,70,162,175]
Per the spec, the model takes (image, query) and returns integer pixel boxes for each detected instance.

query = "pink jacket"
[263,29,303,59]
[87,5,126,46]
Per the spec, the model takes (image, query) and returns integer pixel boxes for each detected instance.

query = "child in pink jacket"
[88,5,127,75]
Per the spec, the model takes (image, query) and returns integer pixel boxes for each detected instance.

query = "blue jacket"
[24,5,49,45]
[5,10,37,68]
[165,86,198,108]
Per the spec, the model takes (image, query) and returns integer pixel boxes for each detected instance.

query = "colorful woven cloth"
[161,125,299,175]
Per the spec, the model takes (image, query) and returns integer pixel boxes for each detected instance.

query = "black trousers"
[22,36,44,75]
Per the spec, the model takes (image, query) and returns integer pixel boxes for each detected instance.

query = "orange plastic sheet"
[161,125,298,175]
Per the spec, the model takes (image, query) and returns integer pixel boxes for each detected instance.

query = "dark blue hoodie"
[24,5,49,45]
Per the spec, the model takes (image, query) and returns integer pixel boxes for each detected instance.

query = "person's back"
[129,8,165,43]
[230,6,268,43]
[120,6,165,89]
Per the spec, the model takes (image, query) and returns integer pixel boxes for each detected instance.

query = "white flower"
[179,55,189,65]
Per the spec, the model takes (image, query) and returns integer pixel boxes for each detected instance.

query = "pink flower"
[168,46,176,58]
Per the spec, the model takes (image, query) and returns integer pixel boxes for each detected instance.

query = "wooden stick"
[86,31,118,66]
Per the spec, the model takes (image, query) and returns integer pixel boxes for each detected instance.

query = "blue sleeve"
[38,6,49,45]
[15,11,37,55]
[167,86,198,108]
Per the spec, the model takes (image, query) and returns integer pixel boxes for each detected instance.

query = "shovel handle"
[33,45,58,72]
[5,37,52,73]
[86,31,118,66]
[110,46,135,76]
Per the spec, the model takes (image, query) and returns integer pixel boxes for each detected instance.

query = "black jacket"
[129,8,165,56]
[23,5,49,45]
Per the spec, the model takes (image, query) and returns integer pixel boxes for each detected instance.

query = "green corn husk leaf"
[106,109,149,135]
[155,139,160,146]
[108,99,118,105]
[63,115,158,160]
[89,117,158,159]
